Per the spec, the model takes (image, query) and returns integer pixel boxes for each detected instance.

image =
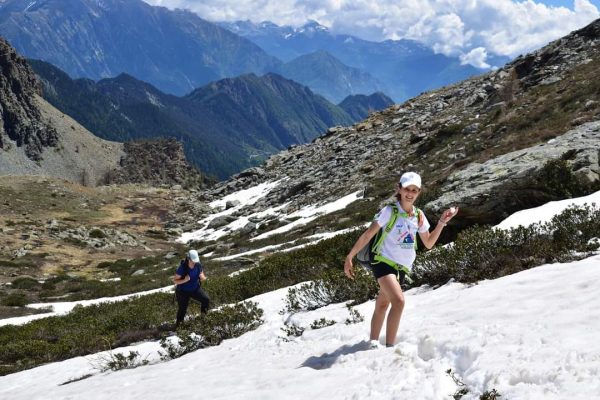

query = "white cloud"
[143,0,600,65]
[460,46,491,68]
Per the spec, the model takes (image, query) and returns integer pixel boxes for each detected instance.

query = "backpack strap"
[371,204,399,255]
[371,203,422,284]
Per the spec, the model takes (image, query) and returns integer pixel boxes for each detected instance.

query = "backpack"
[356,203,423,282]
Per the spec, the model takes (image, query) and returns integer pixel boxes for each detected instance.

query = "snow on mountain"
[1,191,599,399]
[1,255,598,399]
[495,190,600,230]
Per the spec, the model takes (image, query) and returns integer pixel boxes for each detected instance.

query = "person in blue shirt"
[173,249,209,328]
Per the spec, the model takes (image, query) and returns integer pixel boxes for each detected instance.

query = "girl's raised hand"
[441,206,459,224]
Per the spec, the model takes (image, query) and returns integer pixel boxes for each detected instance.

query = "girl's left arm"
[419,207,459,249]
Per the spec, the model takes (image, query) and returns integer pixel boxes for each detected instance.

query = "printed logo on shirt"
[395,219,417,249]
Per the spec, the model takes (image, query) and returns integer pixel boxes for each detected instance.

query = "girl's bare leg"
[370,290,390,341]
[377,274,405,346]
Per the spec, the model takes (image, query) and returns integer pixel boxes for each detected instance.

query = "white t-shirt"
[374,202,430,269]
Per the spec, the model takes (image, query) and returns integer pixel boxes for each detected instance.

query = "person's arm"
[173,273,190,285]
[344,221,381,280]
[199,271,207,282]
[419,207,459,249]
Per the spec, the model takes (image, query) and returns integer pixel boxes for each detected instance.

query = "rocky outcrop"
[0,38,124,185]
[0,37,58,161]
[105,138,205,188]
[427,121,600,224]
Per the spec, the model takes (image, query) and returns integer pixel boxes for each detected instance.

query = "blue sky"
[145,0,600,68]
[539,0,599,7]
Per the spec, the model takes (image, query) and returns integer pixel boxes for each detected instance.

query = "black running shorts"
[371,262,406,283]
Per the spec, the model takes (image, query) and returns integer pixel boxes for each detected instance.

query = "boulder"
[427,121,600,226]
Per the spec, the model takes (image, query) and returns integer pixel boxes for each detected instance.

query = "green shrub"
[11,277,39,290]
[345,304,364,325]
[480,389,502,400]
[159,330,204,361]
[94,350,149,372]
[446,369,503,400]
[160,301,263,360]
[310,318,336,329]
[1,293,28,307]
[537,158,598,198]
[281,267,377,314]
[412,204,600,287]
[204,231,361,306]
[88,229,107,239]
[281,322,305,339]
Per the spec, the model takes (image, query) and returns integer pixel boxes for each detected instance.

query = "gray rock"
[462,123,481,135]
[427,121,600,225]
[225,200,241,209]
[208,215,237,229]
[239,222,257,235]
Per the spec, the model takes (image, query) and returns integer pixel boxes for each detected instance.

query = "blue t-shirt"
[176,260,203,292]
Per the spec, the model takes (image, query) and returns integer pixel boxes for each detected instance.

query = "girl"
[173,249,210,328]
[344,172,458,347]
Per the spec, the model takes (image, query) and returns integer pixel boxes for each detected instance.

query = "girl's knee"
[389,293,405,308]
[375,298,390,311]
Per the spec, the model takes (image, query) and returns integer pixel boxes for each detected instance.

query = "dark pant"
[176,287,210,326]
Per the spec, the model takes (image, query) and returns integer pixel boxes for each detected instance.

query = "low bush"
[92,350,149,372]
[160,301,263,360]
[345,304,364,325]
[88,228,107,239]
[1,293,28,307]
[281,267,377,314]
[412,204,600,287]
[203,231,361,306]
[446,369,503,400]
[281,322,305,339]
[537,158,600,199]
[11,277,39,290]
[310,318,336,330]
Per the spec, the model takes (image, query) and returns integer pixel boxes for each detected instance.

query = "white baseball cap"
[399,172,422,189]
[188,250,200,263]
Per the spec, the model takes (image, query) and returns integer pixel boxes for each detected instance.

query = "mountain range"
[0,0,279,96]
[221,20,509,102]
[30,59,392,178]
[0,0,493,103]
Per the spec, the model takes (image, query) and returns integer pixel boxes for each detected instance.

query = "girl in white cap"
[173,249,210,328]
[344,172,458,347]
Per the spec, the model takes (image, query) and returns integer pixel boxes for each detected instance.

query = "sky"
[144,0,600,68]
[1,189,599,398]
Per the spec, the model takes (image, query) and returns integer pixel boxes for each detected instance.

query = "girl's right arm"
[344,221,381,280]
[173,274,190,285]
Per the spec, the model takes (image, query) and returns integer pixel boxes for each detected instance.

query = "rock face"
[0,37,58,161]
[428,121,600,224]
[0,37,124,186]
[106,139,205,188]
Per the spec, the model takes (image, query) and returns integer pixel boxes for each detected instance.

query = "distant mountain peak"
[259,20,278,29]
[299,20,328,31]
